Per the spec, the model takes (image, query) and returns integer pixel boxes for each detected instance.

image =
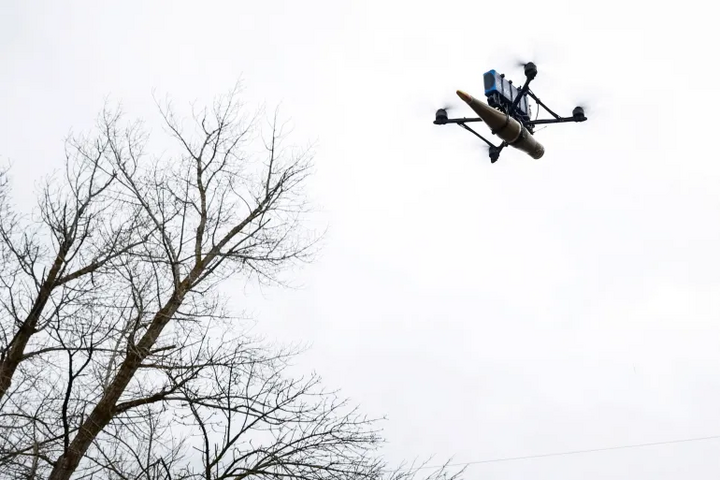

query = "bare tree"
[0,108,146,401]
[0,84,464,480]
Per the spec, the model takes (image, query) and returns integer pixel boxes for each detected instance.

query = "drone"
[433,62,587,163]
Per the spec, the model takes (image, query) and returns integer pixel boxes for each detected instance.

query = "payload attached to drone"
[433,62,587,163]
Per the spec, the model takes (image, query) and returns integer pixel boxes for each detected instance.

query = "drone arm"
[508,76,535,118]
[456,123,506,163]
[528,116,584,126]
[456,122,500,148]
[525,90,587,126]
[434,117,485,125]
[526,90,562,119]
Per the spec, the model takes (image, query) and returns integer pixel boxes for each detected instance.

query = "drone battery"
[483,70,503,94]
[483,70,529,117]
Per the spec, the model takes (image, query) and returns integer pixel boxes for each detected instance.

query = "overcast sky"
[3,1,720,478]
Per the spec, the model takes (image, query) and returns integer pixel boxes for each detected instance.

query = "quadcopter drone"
[433,62,587,163]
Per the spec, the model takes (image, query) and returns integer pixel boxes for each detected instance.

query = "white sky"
[3,1,720,478]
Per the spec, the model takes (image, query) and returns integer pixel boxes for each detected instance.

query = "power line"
[414,434,720,470]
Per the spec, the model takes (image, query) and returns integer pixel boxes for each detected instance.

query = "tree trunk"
[48,294,184,480]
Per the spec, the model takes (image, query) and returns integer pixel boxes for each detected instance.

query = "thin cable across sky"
[414,434,720,470]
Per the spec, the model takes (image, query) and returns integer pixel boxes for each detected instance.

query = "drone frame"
[433,63,587,163]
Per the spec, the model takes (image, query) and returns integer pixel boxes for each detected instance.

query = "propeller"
[436,102,458,113]
[412,91,464,121]
[493,42,569,85]
[574,101,592,116]
[513,58,537,68]
[424,94,467,125]
[432,91,464,113]
[508,39,565,68]
[570,86,606,118]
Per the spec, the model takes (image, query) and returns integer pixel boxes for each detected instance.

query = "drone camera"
[434,108,449,125]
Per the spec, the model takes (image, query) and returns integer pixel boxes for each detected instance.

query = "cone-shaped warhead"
[456,89,516,135]
[456,90,472,104]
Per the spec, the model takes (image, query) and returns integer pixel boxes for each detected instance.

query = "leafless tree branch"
[0,85,460,480]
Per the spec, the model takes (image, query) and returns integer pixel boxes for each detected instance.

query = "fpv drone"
[433,62,587,163]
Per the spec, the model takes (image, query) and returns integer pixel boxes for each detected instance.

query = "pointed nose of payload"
[456,90,514,133]
[456,89,521,139]
[456,90,473,104]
